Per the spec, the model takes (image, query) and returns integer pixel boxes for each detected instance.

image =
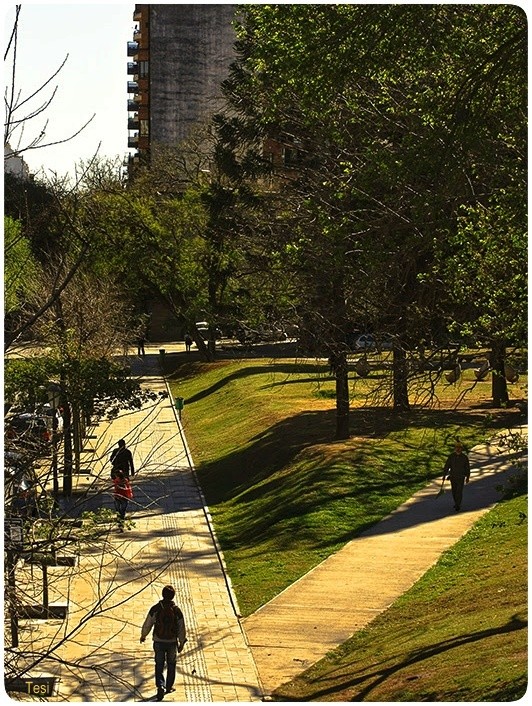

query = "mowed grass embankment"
[166,354,522,616]
[273,489,527,702]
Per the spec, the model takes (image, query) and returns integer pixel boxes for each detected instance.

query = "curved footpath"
[25,344,526,701]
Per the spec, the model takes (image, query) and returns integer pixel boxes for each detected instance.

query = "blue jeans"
[115,496,129,527]
[154,641,177,691]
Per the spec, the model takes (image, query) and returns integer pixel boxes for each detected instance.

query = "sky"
[4,2,135,179]
[4,1,513,180]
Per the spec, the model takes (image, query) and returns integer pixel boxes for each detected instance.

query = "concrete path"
[242,431,527,694]
[19,347,262,702]
[15,342,526,701]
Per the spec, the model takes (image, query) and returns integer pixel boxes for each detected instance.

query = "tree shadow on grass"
[197,405,522,553]
[168,361,329,404]
[273,612,527,702]
[199,405,516,503]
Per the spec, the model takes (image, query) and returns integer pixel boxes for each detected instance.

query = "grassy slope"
[273,491,527,702]
[167,354,526,700]
[167,355,522,616]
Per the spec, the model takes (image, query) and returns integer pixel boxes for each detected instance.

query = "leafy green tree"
[218,3,526,432]
[74,144,276,360]
[4,216,40,314]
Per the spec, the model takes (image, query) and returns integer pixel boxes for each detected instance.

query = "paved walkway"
[242,428,527,694]
[15,342,526,701]
[18,347,263,702]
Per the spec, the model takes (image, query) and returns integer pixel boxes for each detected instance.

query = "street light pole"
[46,383,61,497]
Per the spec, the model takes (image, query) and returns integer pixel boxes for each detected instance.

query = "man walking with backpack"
[140,585,187,700]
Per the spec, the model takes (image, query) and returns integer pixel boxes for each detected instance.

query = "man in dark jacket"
[443,440,471,511]
[140,585,187,700]
[110,438,135,478]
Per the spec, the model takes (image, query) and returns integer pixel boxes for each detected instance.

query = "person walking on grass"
[113,470,132,531]
[140,585,187,701]
[442,440,470,511]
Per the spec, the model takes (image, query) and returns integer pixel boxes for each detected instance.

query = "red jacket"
[113,476,132,499]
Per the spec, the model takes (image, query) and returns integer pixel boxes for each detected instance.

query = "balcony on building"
[127,81,139,94]
[127,41,139,57]
[128,115,140,130]
[127,98,140,112]
[133,28,141,42]
[127,62,138,76]
[133,7,142,21]
[128,133,139,149]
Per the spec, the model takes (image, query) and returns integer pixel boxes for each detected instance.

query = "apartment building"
[127,4,237,170]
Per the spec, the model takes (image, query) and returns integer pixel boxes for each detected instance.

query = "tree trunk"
[335,350,350,439]
[392,346,410,412]
[490,341,509,407]
[60,377,73,497]
[72,401,81,474]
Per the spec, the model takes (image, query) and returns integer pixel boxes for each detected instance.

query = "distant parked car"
[235,324,287,344]
[196,322,222,340]
[354,334,393,352]
[257,326,287,342]
[236,325,261,344]
[5,413,51,450]
[354,334,376,351]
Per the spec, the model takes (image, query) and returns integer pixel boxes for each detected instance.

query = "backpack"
[154,601,178,640]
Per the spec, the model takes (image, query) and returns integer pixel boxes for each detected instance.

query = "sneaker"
[156,688,165,701]
[166,688,175,694]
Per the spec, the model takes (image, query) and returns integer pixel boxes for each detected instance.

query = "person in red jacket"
[113,470,132,531]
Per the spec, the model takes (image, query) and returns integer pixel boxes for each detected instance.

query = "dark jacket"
[110,446,134,475]
[443,451,470,481]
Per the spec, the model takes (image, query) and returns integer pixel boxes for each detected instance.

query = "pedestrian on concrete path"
[184,334,193,353]
[442,440,470,511]
[113,470,133,531]
[137,335,146,357]
[110,438,135,478]
[140,585,187,701]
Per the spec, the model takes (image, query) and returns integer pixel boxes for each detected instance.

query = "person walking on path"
[184,334,193,353]
[110,438,135,478]
[442,440,470,511]
[112,470,132,531]
[140,585,187,701]
[137,335,146,357]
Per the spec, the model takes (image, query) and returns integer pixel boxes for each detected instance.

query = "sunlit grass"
[167,355,523,615]
[273,491,527,702]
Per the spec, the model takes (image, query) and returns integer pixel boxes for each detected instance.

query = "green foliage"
[4,216,40,313]
[437,190,527,346]
[4,355,162,420]
[4,356,57,408]
[223,3,527,365]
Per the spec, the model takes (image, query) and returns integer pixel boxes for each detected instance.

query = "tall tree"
[217,3,527,432]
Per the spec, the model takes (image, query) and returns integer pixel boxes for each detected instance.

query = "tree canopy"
[216,3,527,430]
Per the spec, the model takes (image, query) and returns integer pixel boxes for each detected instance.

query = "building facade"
[4,143,30,180]
[127,4,237,170]
[126,4,237,340]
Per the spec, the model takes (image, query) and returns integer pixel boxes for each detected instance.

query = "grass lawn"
[166,349,525,616]
[272,489,527,702]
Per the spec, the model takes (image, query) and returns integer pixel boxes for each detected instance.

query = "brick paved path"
[14,351,263,702]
